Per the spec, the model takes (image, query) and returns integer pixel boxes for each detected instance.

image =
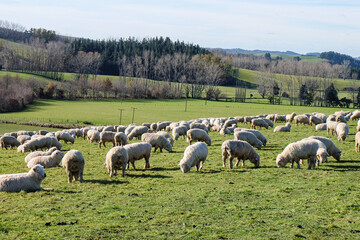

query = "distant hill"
[211,48,300,56]
[305,52,321,57]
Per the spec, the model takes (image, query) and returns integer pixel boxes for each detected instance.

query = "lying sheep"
[156,131,174,146]
[124,142,152,169]
[190,122,209,132]
[286,112,296,123]
[0,136,21,150]
[55,131,75,144]
[219,127,231,135]
[179,142,208,173]
[172,125,188,141]
[127,126,149,141]
[25,147,58,163]
[315,123,327,131]
[61,150,85,183]
[308,136,341,162]
[273,123,291,133]
[234,131,262,150]
[222,140,260,169]
[294,115,310,126]
[141,133,172,152]
[27,150,64,168]
[0,164,47,192]
[99,131,116,148]
[114,132,128,146]
[276,139,329,169]
[87,129,100,143]
[309,115,323,126]
[336,123,349,141]
[251,119,269,130]
[355,132,360,152]
[186,129,211,146]
[105,146,128,177]
[17,135,31,145]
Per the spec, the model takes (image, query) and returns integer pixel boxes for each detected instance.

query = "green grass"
[0,101,359,239]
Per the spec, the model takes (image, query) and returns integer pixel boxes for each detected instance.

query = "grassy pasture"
[0,100,360,239]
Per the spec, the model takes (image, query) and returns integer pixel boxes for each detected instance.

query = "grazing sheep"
[276,139,329,169]
[274,114,286,123]
[17,135,31,145]
[234,128,267,146]
[87,129,100,143]
[223,119,237,128]
[234,131,262,150]
[114,132,128,146]
[327,114,336,122]
[25,147,58,163]
[116,125,127,133]
[251,119,269,129]
[219,127,231,135]
[186,129,211,146]
[336,115,347,123]
[61,150,85,183]
[0,136,21,150]
[244,116,255,124]
[124,124,138,136]
[274,123,291,133]
[102,126,116,132]
[313,113,327,122]
[156,131,174,146]
[156,121,171,131]
[336,123,349,141]
[286,112,296,123]
[262,118,274,128]
[0,164,47,192]
[221,140,260,169]
[266,114,275,121]
[309,115,323,126]
[99,131,116,148]
[326,121,338,135]
[39,130,49,136]
[351,110,360,120]
[190,122,209,132]
[27,150,64,168]
[357,119,360,132]
[150,123,157,132]
[315,123,327,131]
[294,115,310,126]
[55,131,75,144]
[105,146,128,177]
[179,142,208,173]
[172,125,188,140]
[308,136,342,162]
[142,123,151,128]
[141,133,172,152]
[355,132,360,152]
[124,142,152,169]
[127,126,149,141]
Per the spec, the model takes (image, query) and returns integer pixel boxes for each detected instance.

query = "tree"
[325,83,339,107]
[299,84,308,105]
[264,53,271,61]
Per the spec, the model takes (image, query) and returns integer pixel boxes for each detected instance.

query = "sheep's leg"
[103,142,106,148]
[296,161,301,169]
[112,141,115,147]
[79,171,84,183]
[131,161,136,169]
[198,161,203,171]
[126,163,130,170]
[222,153,227,167]
[160,148,163,153]
[229,156,234,169]
[153,147,157,153]
[234,157,240,167]
[195,163,200,172]
[290,161,294,168]
[242,159,245,167]
[68,172,72,183]
[114,169,117,176]
[98,142,102,149]
[121,167,125,177]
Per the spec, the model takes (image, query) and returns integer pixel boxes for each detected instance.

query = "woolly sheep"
[186,129,211,146]
[219,127,231,135]
[274,114,286,123]
[172,125,188,141]
[150,123,157,132]
[156,131,174,146]
[276,139,329,169]
[105,146,128,177]
[294,115,310,126]
[335,123,349,141]
[27,150,64,168]
[313,113,327,122]
[251,118,269,129]
[234,131,262,150]
[234,128,267,146]
[357,119,360,132]
[39,130,49,136]
[102,126,116,132]
[223,119,237,128]
[336,115,347,123]
[190,122,209,132]
[81,127,92,140]
[125,124,138,136]
[114,132,128,146]
[327,114,336,122]
[127,126,149,141]
[222,140,260,169]
[0,164,47,192]
[24,147,58,163]
[244,116,255,124]
[116,125,127,133]
[351,110,360,120]
[55,131,75,144]
[273,123,291,133]
[124,142,152,169]
[355,132,360,152]
[308,136,341,162]
[315,123,327,131]
[262,118,274,128]
[156,121,171,131]
[141,133,172,152]
[286,112,296,123]
[326,121,338,135]
[99,131,116,148]
[309,115,323,126]
[179,142,208,173]
[0,136,21,150]
[142,123,151,128]
[61,150,85,183]
[17,135,31,145]
[87,129,100,143]
[266,114,275,121]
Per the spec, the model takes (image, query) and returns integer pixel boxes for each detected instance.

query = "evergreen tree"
[325,83,339,107]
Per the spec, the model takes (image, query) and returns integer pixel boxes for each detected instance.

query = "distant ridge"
[211,48,300,55]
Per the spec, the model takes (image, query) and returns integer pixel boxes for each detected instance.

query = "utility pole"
[131,107,136,123]
[118,109,124,125]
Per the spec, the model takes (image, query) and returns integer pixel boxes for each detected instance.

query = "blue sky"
[1,0,360,56]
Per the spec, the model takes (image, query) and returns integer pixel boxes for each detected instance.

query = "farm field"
[0,100,360,239]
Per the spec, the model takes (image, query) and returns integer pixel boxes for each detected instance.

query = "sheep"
[17,135,31,145]
[156,131,174,146]
[244,116,255,124]
[125,124,138,136]
[63,129,76,139]
[87,129,100,143]
[273,123,291,133]
[351,110,360,120]
[0,164,47,192]
[219,127,231,135]
[336,123,349,141]
[234,131,262,150]
[274,114,286,123]
[262,118,274,128]
[355,132,360,152]
[276,139,329,169]
[39,130,49,135]
[234,128,267,146]
[156,121,171,131]
[315,123,327,131]
[114,132,128,146]
[308,136,341,162]
[141,133,172,152]
[124,142,152,169]
[357,119,360,132]
[127,126,149,141]
[294,115,310,126]
[55,131,75,144]
[81,127,92,140]
[27,150,64,168]
[235,116,245,123]
[74,128,83,138]
[309,115,323,126]
[179,142,208,173]
[335,110,348,116]
[336,115,347,123]
[326,121,338,135]
[212,125,222,132]
[102,126,116,132]
[150,123,157,132]
[105,146,128,177]
[327,114,336,121]
[99,131,116,148]
[223,119,237,128]
[313,113,327,122]
[186,129,211,146]
[0,136,21,150]
[266,114,275,121]
[116,125,127,133]
[190,122,209,132]
[221,140,260,169]
[286,112,296,123]
[61,150,85,183]
[251,118,269,129]
[172,125,188,141]
[25,147,58,163]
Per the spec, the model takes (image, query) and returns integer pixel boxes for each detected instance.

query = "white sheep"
[124,124,138,136]
[114,132,128,146]
[294,115,310,126]
[27,150,64,168]
[351,110,360,120]
[156,121,171,131]
[309,115,323,126]
[244,116,255,124]
[327,114,336,122]
[357,119,360,132]
[190,122,209,132]
[315,123,327,131]
[266,114,275,121]
[17,135,31,145]
[234,131,262,150]
[150,123,157,132]
[87,129,100,143]
[219,127,231,135]
[39,130,49,135]
[156,131,174,146]
[24,147,58,163]
[273,122,291,132]
[355,132,360,152]
[18,136,62,153]
[105,146,128,177]
[99,131,116,148]
[308,136,341,162]
[127,126,149,141]
[336,123,349,141]
[141,133,172,152]
[262,118,274,128]
[61,150,85,183]
[172,125,188,141]
[179,142,208,173]
[102,126,116,132]
[251,119,269,129]
[286,112,296,123]
[336,115,347,123]
[0,164,47,192]
[55,131,75,144]
[223,119,237,128]
[221,140,260,169]
[124,142,152,169]
[327,120,338,135]
[313,113,327,122]
[0,136,21,150]
[274,114,286,123]
[116,125,127,133]
[234,128,267,146]
[186,129,211,146]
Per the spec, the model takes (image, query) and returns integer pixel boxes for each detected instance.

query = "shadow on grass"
[317,165,360,172]
[149,167,179,171]
[126,173,172,179]
[338,160,360,163]
[85,179,129,185]
[21,100,54,113]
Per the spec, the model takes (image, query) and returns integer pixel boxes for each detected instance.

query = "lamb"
[87,129,100,143]
[335,123,349,141]
[124,142,152,169]
[274,114,286,123]
[178,142,208,173]
[186,129,211,146]
[351,110,360,120]
[234,131,262,150]
[190,122,209,132]
[286,112,296,123]
[234,128,267,146]
[315,123,327,131]
[105,146,128,177]
[156,131,174,146]
[172,125,188,140]
[127,126,149,141]
[99,131,116,148]
[355,132,360,152]
[61,150,85,183]
[55,131,75,144]
[273,122,291,133]
[309,115,323,126]
[25,147,58,163]
[114,132,128,146]
[141,133,172,152]
[221,140,260,169]
[27,150,64,168]
[276,139,329,169]
[251,118,269,129]
[0,164,47,192]
[308,136,341,162]
[0,136,21,150]
[17,135,31,144]
[294,115,310,126]
[326,121,338,135]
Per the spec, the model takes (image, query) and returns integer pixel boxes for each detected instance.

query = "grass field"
[0,100,360,239]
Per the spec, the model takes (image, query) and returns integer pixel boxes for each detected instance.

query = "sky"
[1,0,360,57]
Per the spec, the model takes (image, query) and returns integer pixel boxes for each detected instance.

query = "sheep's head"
[165,142,173,153]
[179,162,191,173]
[333,151,341,161]
[276,154,287,168]
[29,164,47,180]
[317,149,329,163]
[205,137,212,146]
[251,153,260,167]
